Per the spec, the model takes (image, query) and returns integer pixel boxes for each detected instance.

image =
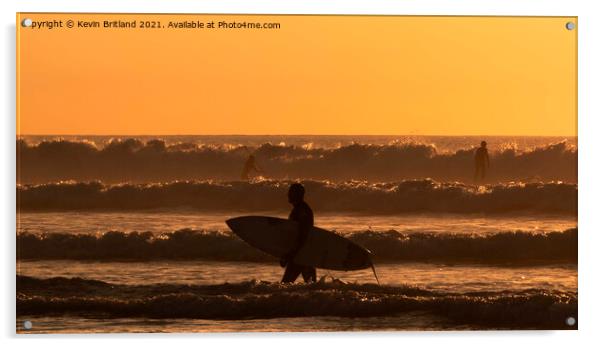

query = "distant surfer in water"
[241,154,262,180]
[280,183,317,283]
[474,141,490,182]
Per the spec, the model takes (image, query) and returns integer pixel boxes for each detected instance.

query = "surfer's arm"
[283,212,311,262]
[292,222,310,254]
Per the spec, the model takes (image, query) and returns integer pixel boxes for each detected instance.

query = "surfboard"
[225,216,375,272]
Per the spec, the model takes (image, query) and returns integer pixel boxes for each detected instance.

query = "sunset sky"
[17,14,577,136]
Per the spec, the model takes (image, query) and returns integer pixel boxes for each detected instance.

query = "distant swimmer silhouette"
[241,154,262,180]
[280,183,317,283]
[474,141,490,182]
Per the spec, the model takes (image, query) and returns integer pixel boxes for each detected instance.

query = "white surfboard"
[226,216,375,272]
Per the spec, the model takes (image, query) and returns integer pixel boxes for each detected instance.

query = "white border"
[2,0,601,346]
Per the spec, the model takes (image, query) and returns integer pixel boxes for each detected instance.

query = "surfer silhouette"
[241,154,261,180]
[280,183,317,283]
[474,141,490,182]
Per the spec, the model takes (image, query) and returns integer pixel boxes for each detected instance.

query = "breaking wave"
[16,228,577,264]
[17,179,577,214]
[17,139,576,183]
[16,275,577,329]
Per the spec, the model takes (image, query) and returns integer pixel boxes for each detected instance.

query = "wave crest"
[17,139,577,183]
[17,228,577,264]
[17,179,577,214]
[17,275,577,329]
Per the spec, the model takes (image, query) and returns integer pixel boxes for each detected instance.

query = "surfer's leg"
[301,266,317,283]
[281,262,303,283]
[475,165,483,182]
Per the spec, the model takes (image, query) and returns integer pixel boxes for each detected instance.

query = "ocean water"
[17,212,577,332]
[16,135,578,333]
[17,211,576,236]
[17,135,576,183]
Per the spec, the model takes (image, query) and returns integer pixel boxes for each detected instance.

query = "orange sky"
[17,14,577,136]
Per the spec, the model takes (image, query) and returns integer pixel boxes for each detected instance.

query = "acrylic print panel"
[16,13,577,333]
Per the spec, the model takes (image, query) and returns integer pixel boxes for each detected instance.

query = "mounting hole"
[566,316,576,326]
[566,22,575,30]
[23,320,32,330]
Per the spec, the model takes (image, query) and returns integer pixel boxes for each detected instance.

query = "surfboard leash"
[370,262,380,285]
